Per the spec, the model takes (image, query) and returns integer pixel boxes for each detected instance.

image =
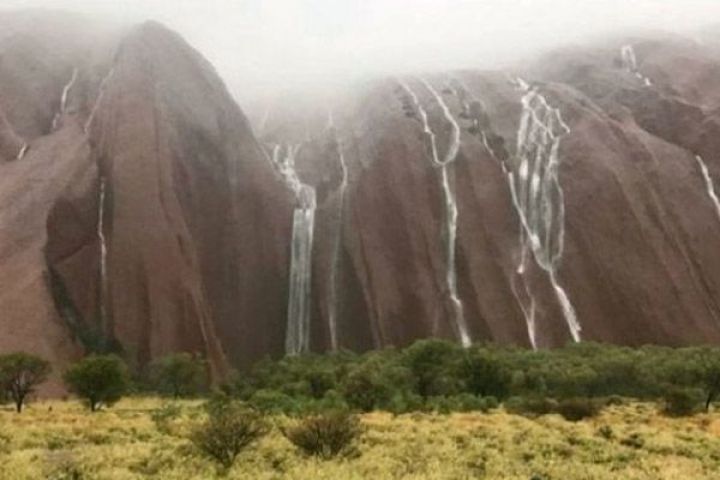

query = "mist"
[2,0,720,107]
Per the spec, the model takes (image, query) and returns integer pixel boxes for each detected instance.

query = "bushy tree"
[342,364,393,412]
[249,389,299,414]
[191,397,268,471]
[556,398,602,421]
[63,354,130,411]
[0,352,51,412]
[150,353,208,398]
[460,348,510,399]
[692,348,720,411]
[663,387,704,417]
[403,339,462,398]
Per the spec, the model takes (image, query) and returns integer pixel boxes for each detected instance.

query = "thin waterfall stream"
[399,78,472,347]
[507,80,581,344]
[97,177,108,330]
[620,45,653,86]
[695,155,720,222]
[52,68,79,131]
[326,112,348,351]
[271,144,317,355]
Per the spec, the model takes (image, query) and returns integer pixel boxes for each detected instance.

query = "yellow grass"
[1,398,719,479]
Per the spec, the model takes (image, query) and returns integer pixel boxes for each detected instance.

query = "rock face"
[262,34,720,354]
[3,10,720,383]
[0,12,293,384]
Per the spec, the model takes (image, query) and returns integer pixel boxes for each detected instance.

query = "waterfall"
[620,44,652,86]
[445,77,540,347]
[507,170,540,349]
[326,112,348,351]
[507,80,581,343]
[97,177,108,327]
[52,68,79,131]
[695,155,720,222]
[620,45,638,71]
[84,68,115,134]
[16,143,28,161]
[271,145,317,355]
[511,274,538,349]
[399,78,472,347]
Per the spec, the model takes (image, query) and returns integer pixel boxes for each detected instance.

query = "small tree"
[663,387,703,417]
[403,339,462,399]
[460,349,510,399]
[190,398,268,471]
[696,350,720,412]
[63,354,130,411]
[150,353,208,398]
[0,352,51,412]
[342,366,390,412]
[556,397,602,421]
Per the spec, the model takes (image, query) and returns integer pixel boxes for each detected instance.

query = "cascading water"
[445,77,540,347]
[507,79,581,344]
[52,68,78,131]
[399,78,472,347]
[16,143,28,161]
[695,155,720,222]
[97,177,108,328]
[620,45,638,71]
[326,111,348,351]
[84,68,115,134]
[271,144,317,355]
[620,44,652,86]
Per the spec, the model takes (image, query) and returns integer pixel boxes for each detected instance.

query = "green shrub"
[603,395,625,406]
[149,353,208,398]
[341,366,393,412]
[249,389,299,414]
[312,389,350,413]
[190,399,268,471]
[281,411,362,459]
[427,394,498,414]
[385,392,424,415]
[403,339,463,398]
[304,366,336,399]
[505,396,558,417]
[556,398,602,421]
[662,387,703,417]
[63,355,130,411]
[460,349,510,399]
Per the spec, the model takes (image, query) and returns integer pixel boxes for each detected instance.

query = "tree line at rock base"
[223,340,720,418]
[2,340,720,418]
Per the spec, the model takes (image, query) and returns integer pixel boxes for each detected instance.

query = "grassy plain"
[1,398,720,479]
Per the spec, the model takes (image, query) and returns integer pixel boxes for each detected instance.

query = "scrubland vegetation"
[1,398,720,479]
[1,341,720,478]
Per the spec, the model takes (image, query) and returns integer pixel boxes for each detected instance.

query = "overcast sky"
[2,0,720,103]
